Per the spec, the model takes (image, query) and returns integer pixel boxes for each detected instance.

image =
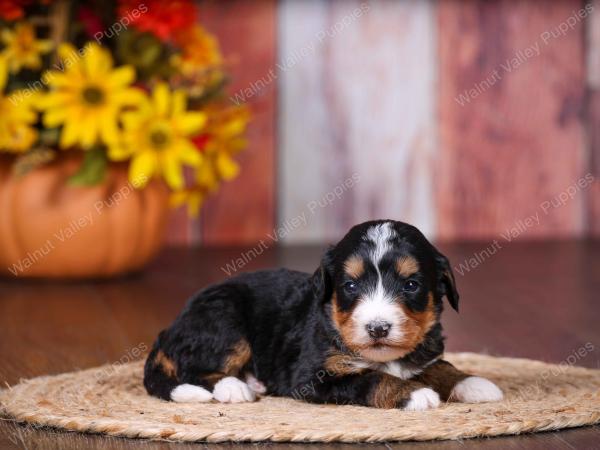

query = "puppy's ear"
[312,246,335,303]
[435,251,459,312]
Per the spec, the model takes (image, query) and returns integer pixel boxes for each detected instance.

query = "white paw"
[245,373,267,394]
[170,384,213,403]
[403,387,440,411]
[213,377,256,403]
[452,376,503,403]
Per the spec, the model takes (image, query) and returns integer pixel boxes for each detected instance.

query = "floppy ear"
[435,251,460,312]
[312,246,335,303]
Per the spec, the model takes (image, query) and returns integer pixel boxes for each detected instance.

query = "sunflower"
[170,188,205,217]
[38,42,143,149]
[195,104,250,186]
[0,55,38,152]
[1,22,52,74]
[108,82,206,190]
[170,105,249,216]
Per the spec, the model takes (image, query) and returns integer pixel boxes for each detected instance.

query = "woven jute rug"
[1,352,599,443]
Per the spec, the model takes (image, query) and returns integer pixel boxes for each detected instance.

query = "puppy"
[144,220,503,409]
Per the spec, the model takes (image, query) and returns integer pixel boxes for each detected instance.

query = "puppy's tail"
[144,342,213,403]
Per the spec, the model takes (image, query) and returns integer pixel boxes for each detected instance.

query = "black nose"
[366,321,391,339]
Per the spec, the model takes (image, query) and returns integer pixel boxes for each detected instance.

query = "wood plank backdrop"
[437,0,587,240]
[279,0,438,243]
[166,0,599,245]
[588,0,600,235]
[166,0,277,245]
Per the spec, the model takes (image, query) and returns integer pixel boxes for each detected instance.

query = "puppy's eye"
[343,281,358,294]
[403,280,420,293]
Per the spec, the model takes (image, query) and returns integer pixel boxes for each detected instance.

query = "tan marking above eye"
[396,255,420,277]
[344,255,365,279]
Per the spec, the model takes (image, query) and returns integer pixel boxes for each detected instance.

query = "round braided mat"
[1,353,599,443]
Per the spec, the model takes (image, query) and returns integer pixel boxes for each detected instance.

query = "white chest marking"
[381,361,423,380]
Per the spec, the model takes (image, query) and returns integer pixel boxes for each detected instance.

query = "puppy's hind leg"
[212,376,256,403]
[170,384,214,403]
[145,285,261,403]
[204,339,259,403]
[146,339,259,403]
[245,372,267,394]
[144,345,212,403]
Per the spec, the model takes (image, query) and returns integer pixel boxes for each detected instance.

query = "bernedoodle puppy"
[144,220,503,410]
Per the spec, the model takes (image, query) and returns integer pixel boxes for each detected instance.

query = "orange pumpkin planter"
[0,1,250,279]
[0,155,170,279]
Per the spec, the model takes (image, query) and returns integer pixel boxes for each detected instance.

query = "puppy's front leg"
[312,372,440,411]
[416,360,503,403]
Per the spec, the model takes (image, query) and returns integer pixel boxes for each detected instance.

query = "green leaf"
[68,147,107,186]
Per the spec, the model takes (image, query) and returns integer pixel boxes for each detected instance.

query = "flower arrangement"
[0,0,249,216]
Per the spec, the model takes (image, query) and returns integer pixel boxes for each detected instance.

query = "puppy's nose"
[366,321,391,339]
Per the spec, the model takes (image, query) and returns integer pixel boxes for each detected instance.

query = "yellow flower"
[0,55,38,152]
[38,43,143,149]
[170,105,249,216]
[1,22,52,74]
[109,82,206,190]
[170,189,206,217]
[195,104,250,190]
[172,25,222,75]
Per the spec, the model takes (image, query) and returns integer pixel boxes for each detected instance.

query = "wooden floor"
[0,240,599,449]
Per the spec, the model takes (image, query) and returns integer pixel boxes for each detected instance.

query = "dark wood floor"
[0,240,599,449]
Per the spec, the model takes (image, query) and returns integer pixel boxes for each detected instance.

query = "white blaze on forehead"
[363,222,396,305]
[365,222,396,265]
[353,222,406,341]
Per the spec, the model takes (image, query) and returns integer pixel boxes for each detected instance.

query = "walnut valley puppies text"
[6,174,147,276]
[220,173,361,276]
[454,173,595,276]
[454,4,594,106]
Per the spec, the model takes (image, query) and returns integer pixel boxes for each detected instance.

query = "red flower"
[192,133,210,152]
[118,0,198,41]
[0,0,31,20]
[0,0,52,21]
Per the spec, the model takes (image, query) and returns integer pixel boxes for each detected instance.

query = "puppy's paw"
[170,384,213,403]
[245,373,267,394]
[213,377,256,403]
[452,376,503,403]
[403,387,440,411]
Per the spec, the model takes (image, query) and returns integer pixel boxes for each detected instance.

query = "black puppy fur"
[144,220,502,409]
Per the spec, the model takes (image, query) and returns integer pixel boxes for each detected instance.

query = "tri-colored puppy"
[144,220,503,409]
